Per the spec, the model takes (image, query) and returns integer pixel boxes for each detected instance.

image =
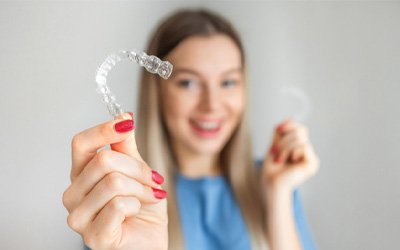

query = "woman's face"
[160,34,245,156]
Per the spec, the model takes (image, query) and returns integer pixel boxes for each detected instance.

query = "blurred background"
[0,1,399,249]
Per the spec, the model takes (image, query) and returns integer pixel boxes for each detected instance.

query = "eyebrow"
[171,67,243,77]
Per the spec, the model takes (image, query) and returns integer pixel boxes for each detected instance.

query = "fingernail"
[270,146,279,155]
[152,170,164,185]
[128,112,134,120]
[152,188,167,199]
[276,123,285,133]
[114,119,134,133]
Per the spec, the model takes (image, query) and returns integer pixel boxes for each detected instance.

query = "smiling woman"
[63,8,319,250]
[160,35,245,159]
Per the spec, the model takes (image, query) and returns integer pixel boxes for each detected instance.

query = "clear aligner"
[95,50,173,118]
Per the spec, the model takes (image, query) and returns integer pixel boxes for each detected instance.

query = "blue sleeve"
[293,189,317,250]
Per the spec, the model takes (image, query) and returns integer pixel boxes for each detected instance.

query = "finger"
[291,144,305,162]
[276,119,309,139]
[64,150,164,211]
[284,144,320,185]
[277,119,297,135]
[271,118,291,143]
[67,172,166,233]
[275,128,308,153]
[269,118,295,152]
[302,144,320,175]
[85,196,141,248]
[270,120,308,157]
[71,113,134,181]
[274,140,306,165]
[111,113,143,162]
[275,118,293,134]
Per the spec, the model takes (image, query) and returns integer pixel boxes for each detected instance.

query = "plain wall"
[0,1,399,249]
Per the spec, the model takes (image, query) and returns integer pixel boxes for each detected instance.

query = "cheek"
[161,91,195,127]
[226,91,245,120]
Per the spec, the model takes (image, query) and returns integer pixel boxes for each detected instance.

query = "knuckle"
[109,197,125,212]
[62,188,71,210]
[131,198,141,213]
[67,211,81,232]
[83,233,95,249]
[71,133,83,151]
[104,172,124,193]
[96,150,113,171]
[85,225,113,249]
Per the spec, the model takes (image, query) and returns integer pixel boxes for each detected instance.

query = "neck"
[174,145,221,178]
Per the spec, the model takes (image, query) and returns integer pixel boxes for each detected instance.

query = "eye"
[222,79,237,88]
[178,79,197,89]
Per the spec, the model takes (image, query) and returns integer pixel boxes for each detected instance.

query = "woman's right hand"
[62,113,168,250]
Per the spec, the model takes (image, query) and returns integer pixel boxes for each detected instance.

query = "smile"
[190,119,222,138]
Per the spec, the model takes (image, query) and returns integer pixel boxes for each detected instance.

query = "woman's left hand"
[262,118,320,191]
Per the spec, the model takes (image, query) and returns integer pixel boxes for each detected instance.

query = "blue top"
[84,172,316,250]
[176,173,316,250]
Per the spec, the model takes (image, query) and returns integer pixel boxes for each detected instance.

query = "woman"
[63,9,319,250]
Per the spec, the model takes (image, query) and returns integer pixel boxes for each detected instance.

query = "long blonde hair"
[136,9,268,249]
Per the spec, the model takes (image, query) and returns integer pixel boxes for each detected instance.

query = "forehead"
[166,34,242,77]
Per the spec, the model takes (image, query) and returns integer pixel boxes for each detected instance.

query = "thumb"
[110,112,143,162]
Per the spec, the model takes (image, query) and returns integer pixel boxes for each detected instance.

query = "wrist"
[264,177,294,195]
[263,180,294,206]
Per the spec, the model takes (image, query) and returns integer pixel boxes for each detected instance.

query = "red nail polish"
[277,123,285,133]
[270,146,279,155]
[114,120,134,133]
[152,170,164,185]
[152,188,167,199]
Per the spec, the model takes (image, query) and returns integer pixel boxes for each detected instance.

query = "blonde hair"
[136,9,269,249]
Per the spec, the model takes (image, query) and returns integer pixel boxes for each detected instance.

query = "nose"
[198,83,221,112]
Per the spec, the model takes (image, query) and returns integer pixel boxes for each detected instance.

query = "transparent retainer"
[277,85,311,123]
[95,50,173,118]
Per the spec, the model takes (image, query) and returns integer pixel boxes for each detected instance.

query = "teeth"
[194,121,220,130]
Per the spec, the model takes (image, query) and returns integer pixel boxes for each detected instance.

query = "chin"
[188,137,227,155]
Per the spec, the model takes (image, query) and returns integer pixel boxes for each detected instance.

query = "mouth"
[189,119,222,138]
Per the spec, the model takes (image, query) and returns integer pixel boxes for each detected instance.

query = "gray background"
[0,1,399,249]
